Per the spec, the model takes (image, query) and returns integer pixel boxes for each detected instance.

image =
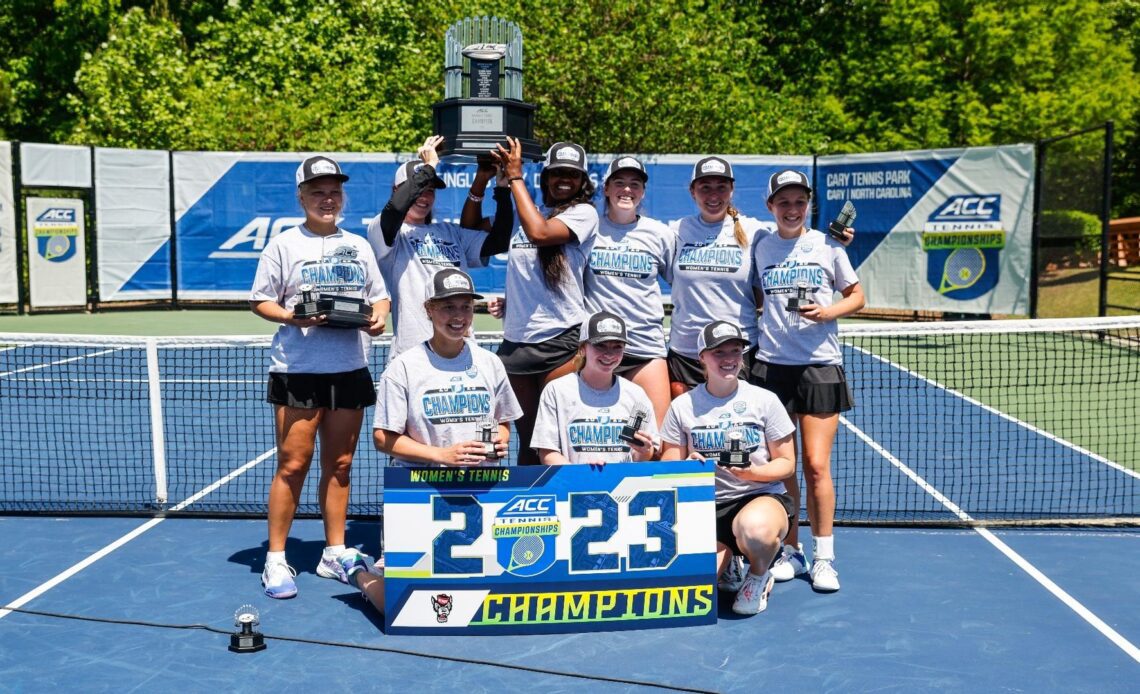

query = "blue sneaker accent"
[316,554,349,583]
[337,549,374,581]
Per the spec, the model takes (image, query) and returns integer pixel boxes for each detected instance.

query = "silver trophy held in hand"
[477,416,501,462]
[828,200,856,241]
[619,408,648,445]
[291,283,372,329]
[718,428,750,468]
[786,280,813,313]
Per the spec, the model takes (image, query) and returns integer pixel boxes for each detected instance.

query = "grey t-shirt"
[366,218,487,361]
[373,340,522,467]
[660,381,795,501]
[752,228,859,366]
[503,203,598,342]
[583,214,673,358]
[531,373,660,465]
[666,214,771,358]
[249,225,388,373]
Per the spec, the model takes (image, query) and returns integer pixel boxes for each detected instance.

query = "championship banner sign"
[26,196,86,308]
[382,461,717,635]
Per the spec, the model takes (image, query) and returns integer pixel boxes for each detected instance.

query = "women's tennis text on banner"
[382,461,717,635]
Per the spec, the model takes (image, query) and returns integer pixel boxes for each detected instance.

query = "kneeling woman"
[659,321,796,616]
[532,311,659,465]
[373,268,522,466]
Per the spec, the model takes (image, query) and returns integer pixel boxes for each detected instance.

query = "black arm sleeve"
[377,165,440,246]
[479,186,515,258]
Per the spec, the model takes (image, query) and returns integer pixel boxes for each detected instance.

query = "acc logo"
[209,217,305,259]
[492,495,560,577]
[33,207,80,262]
[922,194,1006,299]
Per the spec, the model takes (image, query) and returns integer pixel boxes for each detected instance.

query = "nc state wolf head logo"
[430,593,453,623]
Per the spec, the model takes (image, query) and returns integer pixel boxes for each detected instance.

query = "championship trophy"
[619,408,647,445]
[718,428,749,468]
[478,416,501,462]
[292,283,372,329]
[786,280,813,313]
[432,17,543,162]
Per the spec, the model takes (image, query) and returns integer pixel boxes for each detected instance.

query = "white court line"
[0,447,277,622]
[846,343,1140,480]
[842,415,1140,664]
[0,348,124,379]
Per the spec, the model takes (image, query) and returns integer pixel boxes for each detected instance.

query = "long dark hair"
[537,170,596,287]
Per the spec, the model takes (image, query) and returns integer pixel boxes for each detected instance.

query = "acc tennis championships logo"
[921,195,1005,299]
[492,495,560,577]
[33,207,80,262]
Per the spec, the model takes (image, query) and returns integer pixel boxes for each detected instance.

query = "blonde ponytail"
[727,205,746,248]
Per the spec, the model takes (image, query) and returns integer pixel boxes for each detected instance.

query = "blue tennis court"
[2,320,1138,689]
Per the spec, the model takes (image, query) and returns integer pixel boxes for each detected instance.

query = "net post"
[145,338,169,505]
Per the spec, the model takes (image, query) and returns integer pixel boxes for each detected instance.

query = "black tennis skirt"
[749,361,853,415]
[715,491,795,556]
[496,325,580,376]
[266,367,376,410]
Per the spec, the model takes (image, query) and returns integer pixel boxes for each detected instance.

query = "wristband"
[508,176,525,183]
[467,193,484,202]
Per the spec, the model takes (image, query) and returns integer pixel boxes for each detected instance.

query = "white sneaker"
[732,571,775,615]
[810,558,841,592]
[262,561,298,599]
[770,543,809,582]
[718,554,745,592]
[316,553,349,583]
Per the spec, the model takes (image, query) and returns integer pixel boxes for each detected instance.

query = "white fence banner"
[27,197,86,307]
[0,142,16,303]
[96,148,172,301]
[20,143,92,188]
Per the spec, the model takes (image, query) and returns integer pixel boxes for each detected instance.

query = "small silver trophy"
[828,200,856,241]
[786,280,813,313]
[619,408,647,444]
[718,428,749,468]
[478,416,500,461]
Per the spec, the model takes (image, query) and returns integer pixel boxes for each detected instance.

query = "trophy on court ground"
[828,200,857,241]
[432,17,543,162]
[718,428,749,468]
[786,280,813,313]
[478,416,501,462]
[619,408,647,444]
[292,283,372,329]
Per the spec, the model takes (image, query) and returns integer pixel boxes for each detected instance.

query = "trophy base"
[294,295,373,329]
[718,452,749,468]
[433,98,543,162]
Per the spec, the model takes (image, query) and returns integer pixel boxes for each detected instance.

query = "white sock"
[266,550,287,566]
[323,544,346,559]
[814,535,835,562]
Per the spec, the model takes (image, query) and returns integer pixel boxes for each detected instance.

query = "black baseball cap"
[296,156,349,186]
[394,161,446,189]
[767,169,812,201]
[430,268,483,300]
[697,321,749,353]
[690,156,734,183]
[580,311,628,345]
[604,156,648,186]
[543,142,588,173]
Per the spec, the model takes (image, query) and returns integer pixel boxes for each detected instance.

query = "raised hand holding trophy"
[432,17,543,163]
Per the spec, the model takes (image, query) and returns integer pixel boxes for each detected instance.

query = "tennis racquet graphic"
[938,248,985,294]
[507,533,544,571]
[44,235,71,260]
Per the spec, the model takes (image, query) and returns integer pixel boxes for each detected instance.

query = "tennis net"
[1,317,1137,526]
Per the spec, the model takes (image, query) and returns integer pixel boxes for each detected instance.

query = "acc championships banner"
[816,144,1034,315]
[382,461,717,635]
[168,152,805,300]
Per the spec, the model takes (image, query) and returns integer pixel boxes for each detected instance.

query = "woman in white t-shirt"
[659,321,796,616]
[749,169,865,593]
[249,155,391,600]
[373,268,522,466]
[488,138,599,465]
[532,311,659,466]
[367,135,514,362]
